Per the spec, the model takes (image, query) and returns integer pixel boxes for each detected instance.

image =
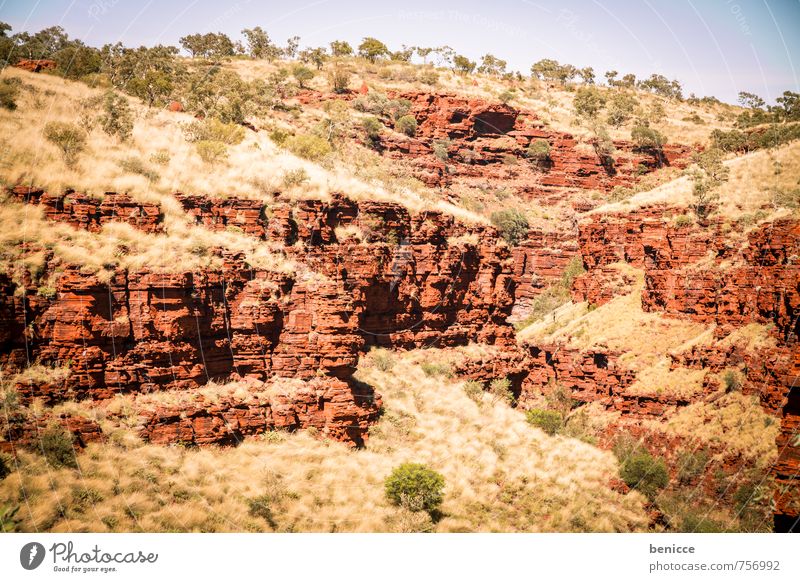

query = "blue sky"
[1,0,798,104]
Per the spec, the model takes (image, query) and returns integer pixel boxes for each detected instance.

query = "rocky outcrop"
[1,192,516,446]
[578,208,800,339]
[13,59,57,73]
[377,92,694,199]
[10,187,163,233]
[510,228,579,321]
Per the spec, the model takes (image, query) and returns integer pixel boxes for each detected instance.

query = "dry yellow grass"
[654,393,779,467]
[0,351,649,532]
[593,140,800,220]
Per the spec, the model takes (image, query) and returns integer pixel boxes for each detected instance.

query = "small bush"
[361,116,383,145]
[490,208,529,246]
[619,451,669,500]
[291,64,314,88]
[394,115,417,137]
[676,449,709,486]
[370,348,395,371]
[0,78,19,110]
[418,69,438,86]
[183,118,245,145]
[44,122,87,168]
[420,361,453,378]
[285,133,332,161]
[268,127,291,146]
[247,494,278,529]
[525,409,563,435]
[195,140,228,164]
[149,150,171,166]
[328,66,351,93]
[489,377,514,405]
[282,168,309,188]
[722,369,743,392]
[631,124,666,149]
[118,157,159,182]
[40,424,78,469]
[526,138,551,161]
[673,214,693,228]
[463,380,484,403]
[385,463,445,514]
[773,187,800,209]
[432,139,450,161]
[98,91,134,141]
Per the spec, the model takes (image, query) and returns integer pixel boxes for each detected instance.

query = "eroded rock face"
[577,208,800,338]
[377,92,694,198]
[1,192,516,446]
[10,187,163,233]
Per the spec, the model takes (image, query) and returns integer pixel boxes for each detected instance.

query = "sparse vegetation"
[43,121,87,167]
[490,208,529,246]
[39,424,78,469]
[384,463,445,514]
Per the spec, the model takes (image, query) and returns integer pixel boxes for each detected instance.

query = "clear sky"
[1,0,798,104]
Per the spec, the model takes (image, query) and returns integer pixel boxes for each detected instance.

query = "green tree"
[478,53,506,76]
[44,121,87,168]
[490,208,529,245]
[53,43,101,79]
[329,40,352,57]
[358,37,389,62]
[531,58,576,86]
[619,451,669,500]
[605,92,638,127]
[689,148,729,219]
[385,463,445,514]
[299,46,327,69]
[453,54,476,75]
[737,91,765,110]
[242,27,281,60]
[327,64,351,93]
[573,86,606,119]
[292,64,314,88]
[578,66,595,84]
[98,90,134,141]
[630,124,665,149]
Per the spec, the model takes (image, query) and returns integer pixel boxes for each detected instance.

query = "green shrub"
[676,449,709,486]
[282,168,309,188]
[420,361,453,378]
[285,133,332,161]
[195,140,228,164]
[631,124,665,149]
[0,78,19,111]
[560,255,586,288]
[268,127,291,146]
[432,139,450,161]
[418,69,438,86]
[526,138,551,161]
[183,118,245,145]
[43,121,87,168]
[247,494,278,529]
[327,66,351,93]
[118,157,159,182]
[573,86,606,119]
[605,92,638,127]
[773,187,800,209]
[490,208,529,246]
[98,91,133,141]
[361,116,383,144]
[619,451,669,500]
[463,380,484,403]
[40,424,78,469]
[525,409,563,436]
[384,463,445,513]
[489,377,514,405]
[673,214,693,228]
[291,64,314,88]
[722,369,743,392]
[394,115,417,137]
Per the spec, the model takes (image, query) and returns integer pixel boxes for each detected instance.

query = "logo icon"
[20,542,46,570]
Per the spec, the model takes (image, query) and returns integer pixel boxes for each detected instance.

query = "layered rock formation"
[1,190,515,447]
[377,92,694,199]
